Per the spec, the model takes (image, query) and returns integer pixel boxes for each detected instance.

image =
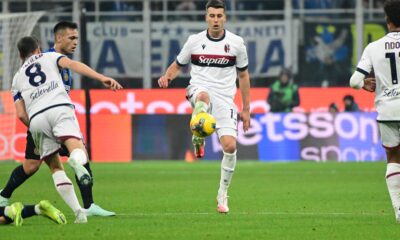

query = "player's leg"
[380,122,400,222]
[213,96,238,213]
[62,138,92,186]
[0,131,42,206]
[216,133,237,214]
[45,154,87,223]
[187,86,211,158]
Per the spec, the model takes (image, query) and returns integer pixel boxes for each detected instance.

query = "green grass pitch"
[1,161,400,239]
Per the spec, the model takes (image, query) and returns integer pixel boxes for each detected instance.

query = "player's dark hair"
[384,0,400,27]
[17,36,39,59]
[206,0,225,11]
[53,21,78,34]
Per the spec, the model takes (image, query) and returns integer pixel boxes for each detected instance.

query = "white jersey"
[356,32,400,121]
[176,29,248,98]
[11,52,73,120]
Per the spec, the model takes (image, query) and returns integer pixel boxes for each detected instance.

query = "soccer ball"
[190,112,216,137]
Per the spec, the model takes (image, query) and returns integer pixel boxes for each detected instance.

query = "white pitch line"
[113,211,391,217]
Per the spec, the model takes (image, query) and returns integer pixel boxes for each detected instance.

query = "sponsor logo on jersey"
[383,88,400,97]
[30,81,59,101]
[191,54,236,68]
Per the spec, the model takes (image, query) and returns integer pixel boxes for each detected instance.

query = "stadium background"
[0,0,386,162]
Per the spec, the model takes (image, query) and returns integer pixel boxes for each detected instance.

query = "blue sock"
[22,205,36,219]
[1,165,31,198]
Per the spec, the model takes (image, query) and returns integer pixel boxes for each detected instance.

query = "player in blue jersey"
[0,21,115,217]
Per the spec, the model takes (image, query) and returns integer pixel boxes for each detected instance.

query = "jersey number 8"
[25,63,47,87]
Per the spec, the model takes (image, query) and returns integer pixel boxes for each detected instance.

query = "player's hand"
[102,78,123,91]
[240,109,251,132]
[362,78,376,92]
[158,76,171,88]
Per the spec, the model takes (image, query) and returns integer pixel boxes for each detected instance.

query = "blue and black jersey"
[46,47,72,93]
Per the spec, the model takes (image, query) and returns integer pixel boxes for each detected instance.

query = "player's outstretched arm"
[238,69,251,132]
[58,57,123,91]
[158,61,181,88]
[15,99,29,127]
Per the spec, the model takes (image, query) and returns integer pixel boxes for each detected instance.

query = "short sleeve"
[356,44,372,76]
[176,35,193,66]
[236,38,248,71]
[45,52,66,69]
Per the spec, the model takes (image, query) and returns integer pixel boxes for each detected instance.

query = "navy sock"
[1,165,31,198]
[75,162,94,209]
[22,205,36,219]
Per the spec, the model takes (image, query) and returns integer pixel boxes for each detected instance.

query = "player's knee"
[196,92,210,104]
[70,148,88,165]
[221,142,236,154]
[23,160,41,175]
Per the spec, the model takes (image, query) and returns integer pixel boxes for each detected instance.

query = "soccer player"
[158,0,251,213]
[350,0,400,222]
[10,36,122,222]
[0,200,66,226]
[0,21,115,217]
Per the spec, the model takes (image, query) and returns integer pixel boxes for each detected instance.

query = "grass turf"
[0,161,399,239]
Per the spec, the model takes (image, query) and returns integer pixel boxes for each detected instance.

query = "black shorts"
[25,131,70,160]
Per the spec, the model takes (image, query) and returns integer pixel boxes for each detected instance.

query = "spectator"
[343,95,360,112]
[328,103,339,114]
[175,0,197,20]
[176,0,196,11]
[267,68,300,112]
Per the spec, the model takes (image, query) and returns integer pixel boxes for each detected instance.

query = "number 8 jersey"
[11,52,73,120]
[356,32,400,121]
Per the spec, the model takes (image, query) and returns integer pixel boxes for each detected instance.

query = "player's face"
[206,7,226,37]
[57,28,79,55]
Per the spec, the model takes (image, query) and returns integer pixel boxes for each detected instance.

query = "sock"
[1,165,31,198]
[34,204,41,215]
[386,163,400,211]
[52,170,81,214]
[218,150,237,196]
[21,205,37,219]
[75,162,94,209]
[2,206,12,223]
[70,148,88,165]
[192,101,209,118]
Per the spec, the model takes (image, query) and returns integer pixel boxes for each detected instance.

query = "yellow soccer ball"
[190,112,216,137]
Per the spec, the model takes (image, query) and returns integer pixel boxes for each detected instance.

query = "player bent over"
[0,200,66,226]
[158,0,251,213]
[10,36,122,223]
[0,21,115,217]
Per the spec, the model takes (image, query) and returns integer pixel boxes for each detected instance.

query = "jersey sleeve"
[46,52,66,69]
[11,73,22,102]
[356,44,372,76]
[176,35,193,66]
[236,38,249,71]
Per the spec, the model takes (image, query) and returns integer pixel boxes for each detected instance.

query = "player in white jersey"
[350,0,400,222]
[11,36,122,223]
[158,0,251,213]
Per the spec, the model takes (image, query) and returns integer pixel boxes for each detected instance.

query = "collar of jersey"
[206,29,226,42]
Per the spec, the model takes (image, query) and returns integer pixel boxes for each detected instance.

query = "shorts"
[25,131,69,160]
[186,84,238,138]
[378,122,400,149]
[29,105,82,159]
